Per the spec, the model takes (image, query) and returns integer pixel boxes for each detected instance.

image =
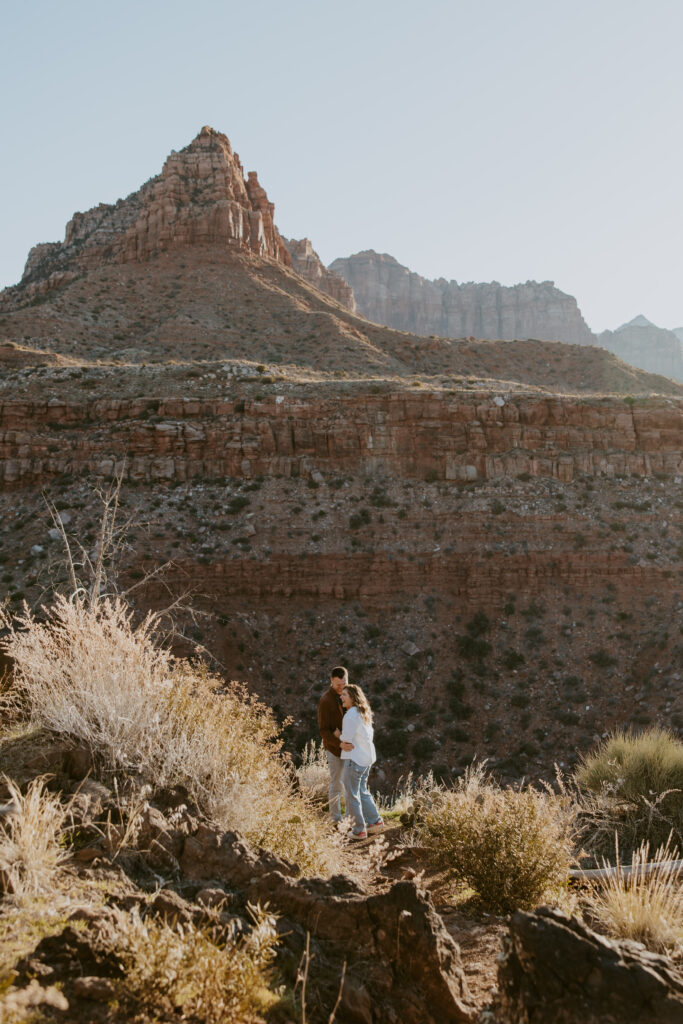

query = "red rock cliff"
[3,127,290,306]
[0,391,680,489]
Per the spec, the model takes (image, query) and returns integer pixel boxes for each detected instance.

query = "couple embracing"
[317,666,384,840]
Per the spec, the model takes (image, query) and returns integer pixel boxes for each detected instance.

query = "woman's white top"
[340,706,376,767]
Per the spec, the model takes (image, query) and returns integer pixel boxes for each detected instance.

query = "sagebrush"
[411,763,574,913]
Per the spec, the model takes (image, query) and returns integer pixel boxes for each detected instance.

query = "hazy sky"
[2,0,682,332]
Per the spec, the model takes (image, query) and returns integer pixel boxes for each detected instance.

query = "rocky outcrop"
[1,127,290,308]
[498,906,683,1023]
[1,391,680,490]
[330,251,595,345]
[179,824,476,1023]
[599,315,683,382]
[285,238,357,311]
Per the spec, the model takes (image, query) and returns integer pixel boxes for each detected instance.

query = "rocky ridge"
[330,251,595,346]
[330,253,683,383]
[0,125,680,784]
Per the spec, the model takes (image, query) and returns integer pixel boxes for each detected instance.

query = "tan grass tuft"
[576,728,683,854]
[0,777,69,899]
[296,740,329,803]
[584,837,683,957]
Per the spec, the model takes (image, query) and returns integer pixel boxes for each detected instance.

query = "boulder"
[498,905,683,1023]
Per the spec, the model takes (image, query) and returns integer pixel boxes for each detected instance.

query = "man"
[318,665,348,822]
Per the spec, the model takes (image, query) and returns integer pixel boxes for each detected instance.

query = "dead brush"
[1,597,344,876]
[0,777,70,899]
[296,740,329,803]
[98,903,280,1024]
[584,836,683,957]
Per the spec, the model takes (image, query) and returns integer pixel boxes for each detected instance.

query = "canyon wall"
[598,316,683,382]
[284,238,356,311]
[1,391,680,490]
[329,251,595,345]
[1,127,290,308]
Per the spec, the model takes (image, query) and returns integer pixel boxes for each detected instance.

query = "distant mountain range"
[323,252,683,383]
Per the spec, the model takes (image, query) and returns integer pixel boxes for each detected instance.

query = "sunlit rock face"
[329,251,595,346]
[598,315,683,382]
[284,238,356,311]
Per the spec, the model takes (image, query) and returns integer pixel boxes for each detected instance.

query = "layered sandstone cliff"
[284,238,356,311]
[1,390,680,490]
[598,316,683,382]
[2,127,290,307]
[330,251,595,345]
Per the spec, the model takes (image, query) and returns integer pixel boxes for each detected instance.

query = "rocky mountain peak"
[599,315,683,381]
[1,126,290,309]
[618,314,656,331]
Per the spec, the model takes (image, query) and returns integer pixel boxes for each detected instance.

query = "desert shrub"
[584,838,683,957]
[100,906,279,1024]
[588,648,617,668]
[576,728,683,854]
[502,650,525,670]
[412,736,437,760]
[2,598,340,876]
[0,777,69,898]
[379,729,407,757]
[456,634,491,660]
[412,764,573,913]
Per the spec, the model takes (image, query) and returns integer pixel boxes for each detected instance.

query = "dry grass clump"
[412,764,574,914]
[296,741,329,803]
[576,728,683,855]
[1,597,341,876]
[584,838,683,957]
[0,777,69,899]
[100,906,279,1024]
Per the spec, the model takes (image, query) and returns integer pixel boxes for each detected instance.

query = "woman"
[338,683,384,840]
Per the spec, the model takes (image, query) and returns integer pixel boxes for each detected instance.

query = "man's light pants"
[326,750,347,822]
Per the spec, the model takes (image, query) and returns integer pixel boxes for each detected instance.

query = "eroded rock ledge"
[0,392,680,489]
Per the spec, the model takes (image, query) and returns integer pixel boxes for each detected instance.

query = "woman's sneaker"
[351,830,367,840]
[367,819,385,834]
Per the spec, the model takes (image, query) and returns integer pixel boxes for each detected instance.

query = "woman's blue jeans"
[343,759,381,834]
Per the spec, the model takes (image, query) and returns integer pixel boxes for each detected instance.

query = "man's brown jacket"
[318,688,343,758]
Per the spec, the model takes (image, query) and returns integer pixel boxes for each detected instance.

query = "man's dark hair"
[330,666,348,680]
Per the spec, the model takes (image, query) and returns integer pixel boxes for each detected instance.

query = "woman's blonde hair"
[343,684,373,724]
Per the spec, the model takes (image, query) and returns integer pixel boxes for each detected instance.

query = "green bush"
[412,765,573,913]
[503,650,525,670]
[412,736,437,760]
[457,634,491,660]
[576,728,683,853]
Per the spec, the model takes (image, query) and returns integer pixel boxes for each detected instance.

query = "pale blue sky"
[1,0,682,332]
